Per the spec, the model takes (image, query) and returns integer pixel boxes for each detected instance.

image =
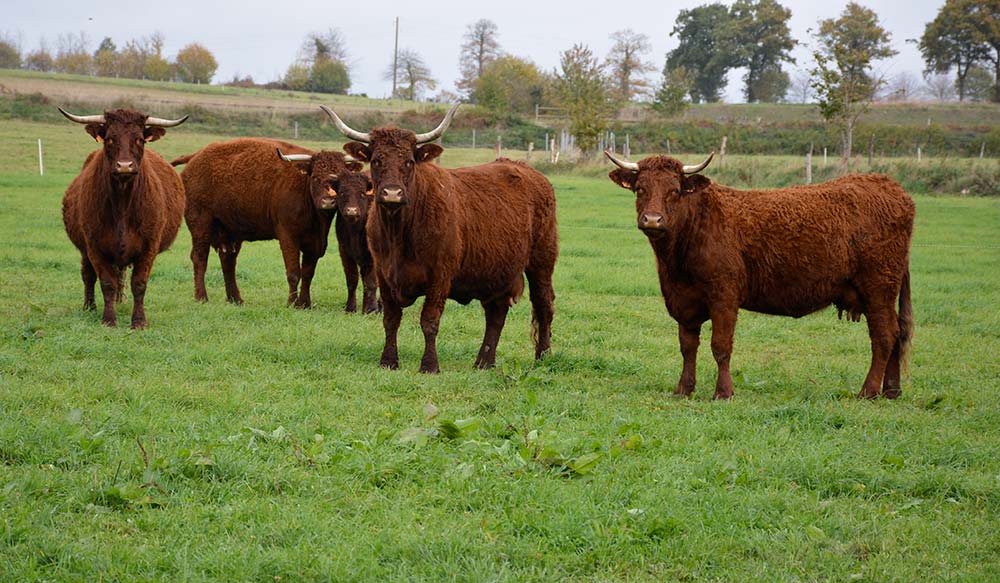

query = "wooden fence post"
[624,134,630,159]
[917,146,922,162]
[868,134,874,167]
[472,129,476,149]
[527,142,533,161]
[981,142,986,159]
[719,136,728,166]
[823,147,827,167]
[806,143,813,185]
[496,136,502,159]
[38,139,44,176]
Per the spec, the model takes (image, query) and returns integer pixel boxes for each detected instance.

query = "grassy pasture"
[1,117,999,582]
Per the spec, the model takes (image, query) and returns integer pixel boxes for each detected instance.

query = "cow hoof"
[101,319,117,327]
[673,385,695,397]
[419,364,440,374]
[131,320,147,330]
[883,387,902,400]
[856,389,880,400]
[345,304,358,313]
[83,301,96,311]
[380,359,399,370]
[226,296,244,305]
[712,390,734,400]
[474,359,495,370]
[363,304,383,315]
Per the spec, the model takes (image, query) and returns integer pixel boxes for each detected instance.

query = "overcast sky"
[6,0,943,102]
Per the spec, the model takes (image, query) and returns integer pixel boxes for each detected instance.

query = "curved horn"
[58,107,105,125]
[682,151,714,174]
[145,114,190,128]
[604,149,639,171]
[276,148,313,163]
[343,154,358,163]
[320,105,371,143]
[414,103,460,144]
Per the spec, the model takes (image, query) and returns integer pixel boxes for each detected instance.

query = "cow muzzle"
[113,160,137,178]
[639,212,666,235]
[378,187,407,207]
[342,206,361,221]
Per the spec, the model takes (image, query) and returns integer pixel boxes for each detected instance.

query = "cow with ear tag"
[324,103,559,373]
[60,107,188,329]
[171,138,363,308]
[606,150,914,401]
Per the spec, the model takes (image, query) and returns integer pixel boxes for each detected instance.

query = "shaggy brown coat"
[609,156,914,400]
[172,138,364,308]
[345,130,558,373]
[62,109,185,329]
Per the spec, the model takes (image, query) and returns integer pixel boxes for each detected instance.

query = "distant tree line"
[0,31,218,84]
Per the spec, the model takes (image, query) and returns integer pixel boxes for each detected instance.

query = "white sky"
[5,0,943,102]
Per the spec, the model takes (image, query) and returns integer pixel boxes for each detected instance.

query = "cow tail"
[897,266,913,377]
[170,153,194,167]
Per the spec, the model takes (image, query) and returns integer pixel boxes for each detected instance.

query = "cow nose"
[115,160,135,174]
[344,206,359,217]
[380,187,405,205]
[640,213,664,230]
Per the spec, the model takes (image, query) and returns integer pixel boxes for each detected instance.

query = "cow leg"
[219,241,243,305]
[883,339,903,399]
[379,274,401,370]
[340,248,359,313]
[129,251,157,330]
[360,262,381,314]
[474,298,510,369]
[709,308,738,400]
[859,307,898,399]
[89,254,118,327]
[675,324,702,397]
[295,251,318,309]
[189,224,212,302]
[81,255,97,310]
[418,290,449,374]
[276,231,302,307]
[526,266,555,359]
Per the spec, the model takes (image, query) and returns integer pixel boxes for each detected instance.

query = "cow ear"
[85,124,106,142]
[682,174,711,195]
[144,127,167,142]
[343,142,371,162]
[609,168,638,190]
[345,160,364,173]
[415,144,443,164]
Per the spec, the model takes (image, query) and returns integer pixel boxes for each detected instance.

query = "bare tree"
[884,72,923,102]
[55,31,92,75]
[605,29,655,102]
[788,69,814,103]
[384,48,436,101]
[924,73,957,101]
[457,19,501,98]
[299,29,349,66]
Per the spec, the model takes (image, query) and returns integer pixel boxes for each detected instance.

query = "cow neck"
[95,152,147,226]
[651,187,720,280]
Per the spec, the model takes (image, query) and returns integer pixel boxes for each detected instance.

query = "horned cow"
[605,150,915,400]
[325,104,559,373]
[172,138,365,308]
[61,108,188,329]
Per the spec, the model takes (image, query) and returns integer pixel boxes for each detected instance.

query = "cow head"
[606,151,715,240]
[322,104,459,208]
[276,149,368,214]
[60,108,188,183]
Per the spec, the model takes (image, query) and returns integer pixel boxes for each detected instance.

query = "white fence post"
[38,139,44,176]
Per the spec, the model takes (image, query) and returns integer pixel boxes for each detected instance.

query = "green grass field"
[1,117,999,581]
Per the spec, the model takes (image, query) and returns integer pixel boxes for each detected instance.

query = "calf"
[606,150,914,400]
[276,151,380,313]
[61,108,187,329]
[325,104,559,372]
[171,139,363,308]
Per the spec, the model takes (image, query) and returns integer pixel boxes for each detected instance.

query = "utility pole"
[392,17,399,98]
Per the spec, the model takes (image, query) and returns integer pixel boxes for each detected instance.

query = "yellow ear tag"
[365,187,374,196]
[326,186,337,197]
[95,136,103,143]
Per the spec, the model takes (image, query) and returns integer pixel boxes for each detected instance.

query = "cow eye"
[106,138,114,146]
[405,160,414,168]
[372,159,381,168]
[636,187,644,195]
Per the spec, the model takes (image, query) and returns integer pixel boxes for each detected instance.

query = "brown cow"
[171,138,363,308]
[605,151,914,400]
[61,108,187,329]
[324,104,559,373]
[276,151,380,314]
